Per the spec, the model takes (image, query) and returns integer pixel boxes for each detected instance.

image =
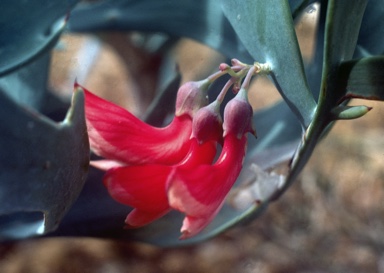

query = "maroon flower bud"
[175,79,210,117]
[223,87,256,139]
[191,101,223,144]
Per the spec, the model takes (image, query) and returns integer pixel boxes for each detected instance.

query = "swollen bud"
[175,79,210,117]
[331,105,372,120]
[191,100,223,144]
[223,87,255,139]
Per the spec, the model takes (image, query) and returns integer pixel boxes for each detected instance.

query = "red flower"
[78,61,258,239]
[103,100,224,227]
[167,88,255,239]
[77,80,210,166]
[104,139,218,227]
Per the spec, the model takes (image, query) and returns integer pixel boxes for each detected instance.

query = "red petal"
[80,84,193,165]
[168,134,248,238]
[103,139,218,227]
[104,165,171,213]
[125,208,171,227]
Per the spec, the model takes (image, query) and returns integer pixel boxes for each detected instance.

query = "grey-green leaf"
[0,89,89,239]
[68,0,251,61]
[337,56,384,101]
[355,0,384,57]
[331,105,372,120]
[288,0,318,18]
[0,53,51,111]
[279,0,370,199]
[0,0,79,77]
[221,0,317,128]
[320,0,368,104]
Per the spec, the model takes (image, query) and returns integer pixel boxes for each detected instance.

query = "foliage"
[0,0,383,246]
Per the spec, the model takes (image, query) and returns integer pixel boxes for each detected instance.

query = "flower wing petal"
[104,165,171,215]
[81,84,192,165]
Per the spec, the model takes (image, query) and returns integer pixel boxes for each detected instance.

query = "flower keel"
[167,87,254,239]
[104,139,218,227]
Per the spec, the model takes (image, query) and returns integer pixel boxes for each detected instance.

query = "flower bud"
[175,79,210,117]
[191,100,223,144]
[331,105,372,120]
[223,87,256,139]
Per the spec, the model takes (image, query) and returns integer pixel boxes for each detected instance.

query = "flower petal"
[104,139,218,227]
[104,165,171,213]
[178,206,222,239]
[125,208,171,228]
[168,134,248,238]
[80,84,193,165]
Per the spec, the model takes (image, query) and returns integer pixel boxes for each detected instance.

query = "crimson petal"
[80,83,193,165]
[168,134,248,239]
[104,140,218,227]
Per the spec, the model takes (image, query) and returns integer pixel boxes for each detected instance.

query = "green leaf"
[355,0,384,57]
[0,0,79,77]
[331,105,372,120]
[337,56,384,101]
[248,101,302,152]
[288,0,317,18]
[68,0,317,65]
[320,0,368,104]
[0,88,89,239]
[0,50,72,122]
[126,203,268,246]
[278,0,370,199]
[221,0,317,128]
[0,53,51,111]
[68,0,252,62]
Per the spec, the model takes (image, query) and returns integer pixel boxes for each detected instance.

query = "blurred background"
[1,5,384,273]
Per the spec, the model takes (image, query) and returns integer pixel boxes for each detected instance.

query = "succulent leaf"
[0,88,89,238]
[337,56,384,101]
[0,0,79,76]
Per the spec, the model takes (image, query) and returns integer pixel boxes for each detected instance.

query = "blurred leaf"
[0,0,79,77]
[320,0,368,104]
[0,53,50,111]
[289,0,318,18]
[305,1,326,101]
[40,91,73,122]
[221,0,317,128]
[68,0,252,61]
[337,56,384,101]
[142,63,180,126]
[355,0,384,57]
[46,167,131,238]
[248,101,302,153]
[0,48,72,122]
[0,89,89,239]
[67,0,319,68]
